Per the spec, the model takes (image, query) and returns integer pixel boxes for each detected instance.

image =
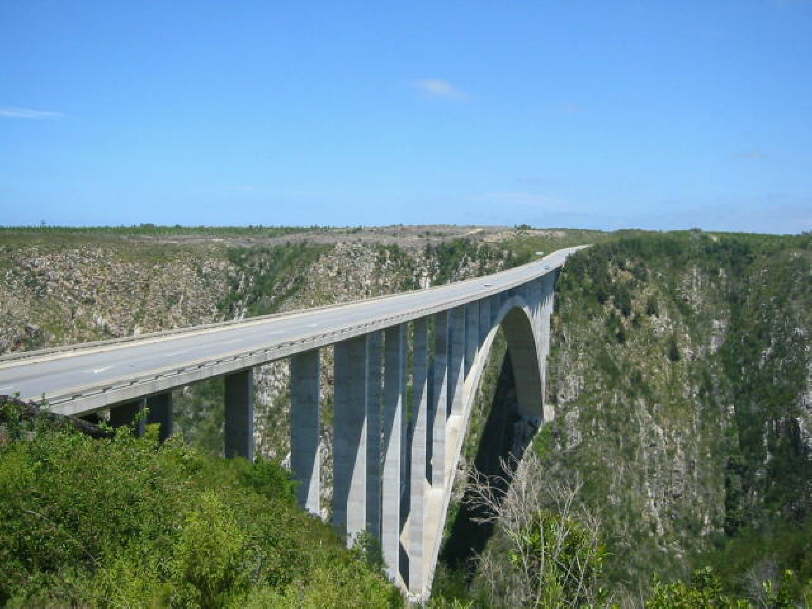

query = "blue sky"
[1,1,810,233]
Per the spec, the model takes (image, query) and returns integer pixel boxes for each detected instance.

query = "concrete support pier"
[465,301,479,376]
[448,306,465,416]
[479,298,491,344]
[291,349,321,515]
[489,294,499,327]
[431,311,448,487]
[333,336,368,544]
[224,369,254,460]
[146,392,173,442]
[109,398,145,434]
[382,324,406,583]
[365,331,383,539]
[409,318,429,594]
[539,274,556,423]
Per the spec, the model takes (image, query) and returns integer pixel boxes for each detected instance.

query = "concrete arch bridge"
[0,246,582,600]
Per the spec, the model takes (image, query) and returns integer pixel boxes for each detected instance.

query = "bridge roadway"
[0,247,579,414]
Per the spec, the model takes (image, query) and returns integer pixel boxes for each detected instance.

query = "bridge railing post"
[333,336,368,544]
[225,369,254,460]
[382,324,406,584]
[409,318,429,595]
[291,349,321,515]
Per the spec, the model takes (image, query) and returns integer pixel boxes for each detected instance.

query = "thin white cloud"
[0,107,63,119]
[412,78,467,99]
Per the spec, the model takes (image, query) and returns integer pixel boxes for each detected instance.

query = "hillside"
[442,231,811,608]
[0,397,403,608]
[1,226,810,607]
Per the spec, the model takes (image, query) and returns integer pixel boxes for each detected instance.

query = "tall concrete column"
[365,331,384,539]
[490,294,499,327]
[465,301,479,376]
[291,349,320,515]
[431,311,448,487]
[479,298,491,344]
[225,369,254,460]
[110,399,145,434]
[539,273,557,422]
[382,324,405,582]
[333,336,368,544]
[409,317,429,595]
[146,392,173,442]
[448,306,465,416]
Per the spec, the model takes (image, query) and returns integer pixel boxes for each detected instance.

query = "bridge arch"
[492,297,543,418]
[434,295,547,578]
[421,279,557,599]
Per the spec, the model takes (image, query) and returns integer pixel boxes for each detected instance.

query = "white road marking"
[91,366,113,374]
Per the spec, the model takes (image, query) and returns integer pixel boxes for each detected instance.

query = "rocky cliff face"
[0,244,231,353]
[535,233,811,598]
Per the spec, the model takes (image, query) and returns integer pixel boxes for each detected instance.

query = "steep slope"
[462,231,811,605]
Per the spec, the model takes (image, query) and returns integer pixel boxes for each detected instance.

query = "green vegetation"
[434,230,811,608]
[220,243,332,317]
[562,231,810,589]
[0,399,402,608]
[500,228,611,267]
[646,567,804,609]
[426,239,517,284]
[3,226,811,607]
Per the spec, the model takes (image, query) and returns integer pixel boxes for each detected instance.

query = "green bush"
[0,401,402,608]
[646,567,803,609]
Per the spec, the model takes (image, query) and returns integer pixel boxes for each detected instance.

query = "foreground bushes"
[0,400,402,608]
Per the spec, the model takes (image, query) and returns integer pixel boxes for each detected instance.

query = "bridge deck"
[0,247,579,414]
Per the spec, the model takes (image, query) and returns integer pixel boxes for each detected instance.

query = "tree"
[465,453,613,608]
